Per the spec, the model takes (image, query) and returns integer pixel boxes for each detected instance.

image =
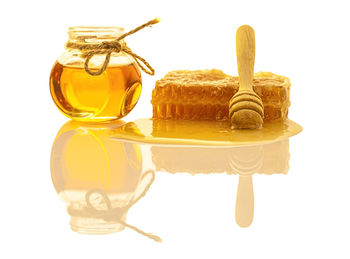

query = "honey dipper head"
[229,91,264,129]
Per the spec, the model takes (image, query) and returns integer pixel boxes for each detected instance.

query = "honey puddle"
[112,118,302,146]
[51,119,299,240]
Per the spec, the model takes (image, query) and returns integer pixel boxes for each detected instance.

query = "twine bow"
[65,18,160,76]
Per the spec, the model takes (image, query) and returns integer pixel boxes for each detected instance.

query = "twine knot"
[100,41,122,52]
[66,18,160,76]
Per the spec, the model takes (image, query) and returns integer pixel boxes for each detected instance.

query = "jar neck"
[67,26,124,44]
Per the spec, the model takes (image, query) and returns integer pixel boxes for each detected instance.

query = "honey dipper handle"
[236,25,255,91]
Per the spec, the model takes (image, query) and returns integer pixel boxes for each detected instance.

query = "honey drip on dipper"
[229,25,264,129]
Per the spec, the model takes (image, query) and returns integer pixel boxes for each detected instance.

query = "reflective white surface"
[1,0,350,258]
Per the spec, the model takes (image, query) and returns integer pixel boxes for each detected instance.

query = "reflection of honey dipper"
[151,139,290,228]
[229,25,264,129]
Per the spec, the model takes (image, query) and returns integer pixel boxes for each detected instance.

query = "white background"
[1,0,350,258]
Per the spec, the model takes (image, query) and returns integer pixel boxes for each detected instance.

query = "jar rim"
[68,26,124,41]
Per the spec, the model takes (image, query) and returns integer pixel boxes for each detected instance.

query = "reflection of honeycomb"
[152,70,290,121]
[151,140,289,175]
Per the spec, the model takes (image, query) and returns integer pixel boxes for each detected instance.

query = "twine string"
[83,170,161,242]
[66,18,160,76]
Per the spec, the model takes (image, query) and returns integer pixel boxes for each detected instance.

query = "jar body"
[50,27,142,122]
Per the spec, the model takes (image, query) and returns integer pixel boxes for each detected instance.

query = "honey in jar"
[50,27,142,122]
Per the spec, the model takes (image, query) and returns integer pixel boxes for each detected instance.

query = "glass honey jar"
[50,26,142,122]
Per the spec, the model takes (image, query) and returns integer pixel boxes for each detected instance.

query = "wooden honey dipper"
[229,25,264,129]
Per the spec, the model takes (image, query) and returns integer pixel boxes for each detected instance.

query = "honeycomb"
[151,70,290,121]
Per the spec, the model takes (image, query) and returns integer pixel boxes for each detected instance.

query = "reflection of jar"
[50,27,142,122]
[51,121,154,234]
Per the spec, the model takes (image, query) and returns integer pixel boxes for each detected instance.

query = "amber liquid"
[54,131,143,192]
[50,62,142,121]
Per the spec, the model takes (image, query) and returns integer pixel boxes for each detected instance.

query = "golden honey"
[112,118,302,146]
[50,62,141,121]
